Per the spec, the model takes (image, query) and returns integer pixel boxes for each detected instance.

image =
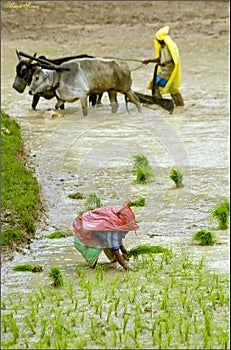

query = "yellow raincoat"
[147,26,181,95]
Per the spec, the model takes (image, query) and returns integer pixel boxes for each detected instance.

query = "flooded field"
[1,0,229,304]
[1,2,229,348]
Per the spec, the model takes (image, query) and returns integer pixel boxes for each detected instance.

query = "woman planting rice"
[73,203,139,271]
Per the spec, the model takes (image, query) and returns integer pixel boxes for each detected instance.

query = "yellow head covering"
[148,26,181,94]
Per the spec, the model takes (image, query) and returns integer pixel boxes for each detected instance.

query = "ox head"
[13,50,38,93]
[28,67,54,96]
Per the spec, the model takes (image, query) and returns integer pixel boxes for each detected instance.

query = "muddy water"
[1,35,229,293]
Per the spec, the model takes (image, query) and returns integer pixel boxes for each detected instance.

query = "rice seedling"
[128,197,146,207]
[76,265,84,277]
[107,304,114,323]
[9,312,19,344]
[169,167,184,187]
[192,229,215,245]
[85,192,101,210]
[22,332,29,348]
[65,281,74,302]
[12,263,43,272]
[95,265,104,282]
[49,266,64,287]
[1,248,229,350]
[128,244,169,259]
[196,255,205,270]
[211,201,230,229]
[132,153,155,183]
[38,286,46,300]
[68,192,84,199]
[40,319,48,338]
[123,314,130,334]
[45,230,70,239]
[128,289,138,303]
[90,316,98,340]
[25,315,36,334]
[77,192,102,214]
[216,326,230,349]
[110,323,119,347]
[114,296,120,316]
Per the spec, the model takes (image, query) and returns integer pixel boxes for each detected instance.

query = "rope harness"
[102,56,145,72]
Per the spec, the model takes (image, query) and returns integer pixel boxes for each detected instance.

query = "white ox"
[29,58,141,115]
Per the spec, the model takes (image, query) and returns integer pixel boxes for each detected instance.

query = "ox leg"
[55,96,65,109]
[126,91,142,112]
[55,99,65,110]
[80,96,88,116]
[89,94,97,107]
[108,92,119,113]
[97,93,103,105]
[32,95,40,110]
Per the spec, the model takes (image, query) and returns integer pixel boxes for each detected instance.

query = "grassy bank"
[1,111,42,249]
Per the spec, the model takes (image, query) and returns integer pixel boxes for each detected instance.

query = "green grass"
[1,111,42,246]
[132,154,155,184]
[192,229,216,246]
[211,201,230,230]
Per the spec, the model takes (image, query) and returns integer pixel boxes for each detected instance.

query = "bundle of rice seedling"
[211,201,230,230]
[85,192,101,209]
[192,229,215,246]
[49,267,63,287]
[78,192,102,214]
[12,264,34,272]
[46,231,69,239]
[170,167,184,188]
[12,264,43,272]
[132,154,155,184]
[68,192,84,199]
[128,197,146,207]
[128,244,169,259]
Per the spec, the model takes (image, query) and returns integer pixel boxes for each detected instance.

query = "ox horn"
[16,50,22,61]
[18,51,70,71]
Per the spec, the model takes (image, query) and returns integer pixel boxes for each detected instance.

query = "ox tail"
[125,94,130,115]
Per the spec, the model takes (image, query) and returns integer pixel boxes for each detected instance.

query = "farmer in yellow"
[143,26,184,106]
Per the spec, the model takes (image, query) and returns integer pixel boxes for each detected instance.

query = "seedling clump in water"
[12,264,43,272]
[78,192,102,214]
[128,244,169,259]
[192,229,215,246]
[128,197,146,207]
[170,167,184,188]
[68,192,84,199]
[49,267,64,287]
[132,154,155,184]
[211,201,229,230]
[46,230,71,239]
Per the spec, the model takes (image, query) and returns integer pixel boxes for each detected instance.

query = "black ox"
[13,50,103,110]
